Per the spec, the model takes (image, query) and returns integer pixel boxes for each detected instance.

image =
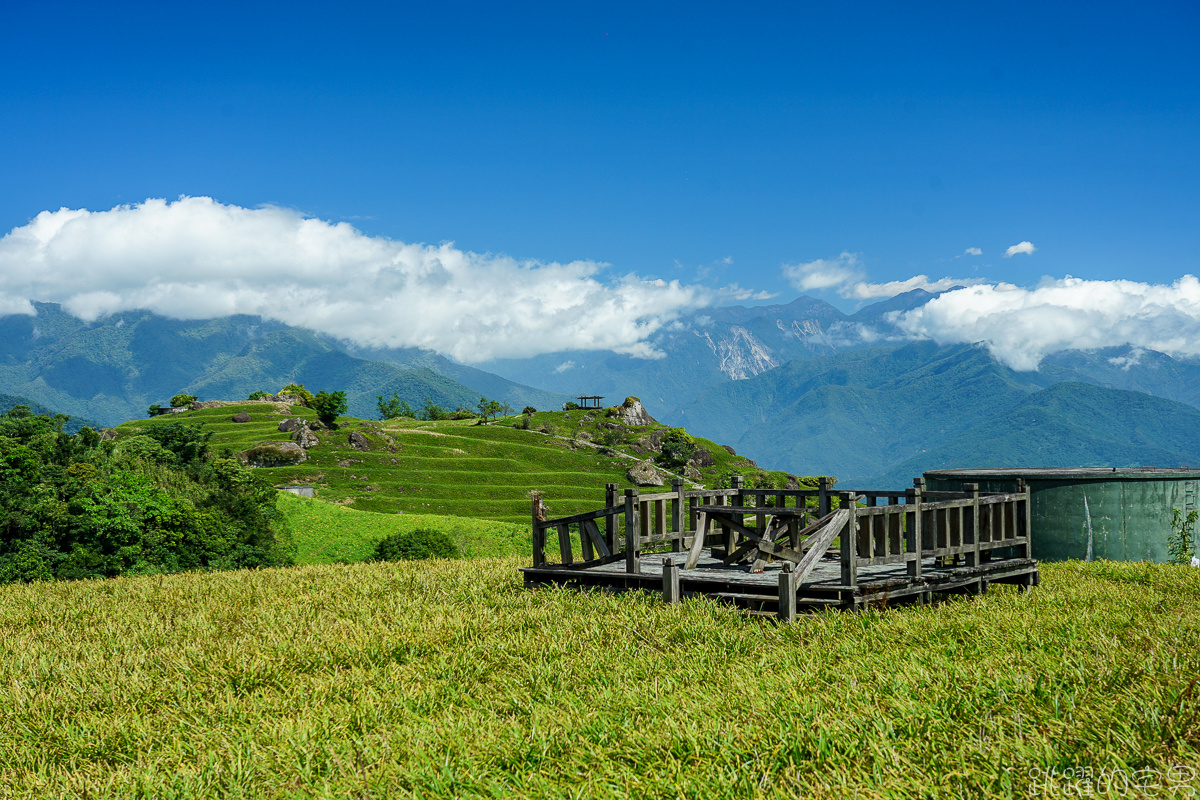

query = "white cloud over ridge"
[783,252,988,299]
[0,197,713,361]
[891,276,1200,370]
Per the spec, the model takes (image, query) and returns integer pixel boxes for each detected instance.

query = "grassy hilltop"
[115,399,791,526]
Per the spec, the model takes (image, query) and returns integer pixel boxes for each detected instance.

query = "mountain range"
[4,297,1200,487]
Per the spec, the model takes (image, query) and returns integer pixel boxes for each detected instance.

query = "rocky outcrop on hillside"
[626,461,666,487]
[292,425,319,449]
[240,441,308,467]
[618,397,656,427]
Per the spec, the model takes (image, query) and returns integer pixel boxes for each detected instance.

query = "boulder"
[348,431,371,451]
[785,474,801,491]
[689,446,716,468]
[684,465,703,482]
[292,426,320,449]
[240,441,308,468]
[618,396,656,427]
[231,412,252,423]
[722,444,736,456]
[644,429,666,452]
[626,461,665,487]
[278,418,305,433]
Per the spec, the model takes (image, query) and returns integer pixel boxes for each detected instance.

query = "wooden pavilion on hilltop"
[574,395,604,409]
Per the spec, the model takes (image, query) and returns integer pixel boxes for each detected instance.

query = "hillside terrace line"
[523,476,1039,618]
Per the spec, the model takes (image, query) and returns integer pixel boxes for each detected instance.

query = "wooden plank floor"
[521,551,1039,610]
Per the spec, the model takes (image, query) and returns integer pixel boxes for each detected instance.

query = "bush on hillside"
[418,400,449,421]
[657,428,695,470]
[311,390,348,428]
[377,392,415,420]
[522,406,536,415]
[247,390,272,400]
[170,394,198,408]
[373,528,460,562]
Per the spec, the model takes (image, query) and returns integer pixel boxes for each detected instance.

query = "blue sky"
[1,1,1198,364]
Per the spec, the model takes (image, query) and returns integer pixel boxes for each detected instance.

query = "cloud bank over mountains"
[2,197,1199,371]
[0,197,710,361]
[891,277,1200,371]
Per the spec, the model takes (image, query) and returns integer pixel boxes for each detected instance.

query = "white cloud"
[1004,241,1036,257]
[554,360,576,373]
[891,276,1200,370]
[846,275,990,299]
[0,197,717,362]
[783,254,989,300]
[782,252,864,292]
[964,247,982,256]
[1107,348,1145,371]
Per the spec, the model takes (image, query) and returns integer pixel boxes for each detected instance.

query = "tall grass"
[0,560,1197,798]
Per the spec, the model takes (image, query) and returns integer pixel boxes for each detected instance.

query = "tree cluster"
[0,407,293,585]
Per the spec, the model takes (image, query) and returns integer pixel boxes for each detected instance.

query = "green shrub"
[376,392,415,420]
[311,390,348,428]
[373,528,460,561]
[418,400,449,421]
[522,406,537,415]
[657,427,695,469]
[562,401,580,411]
[247,390,272,401]
[170,394,198,408]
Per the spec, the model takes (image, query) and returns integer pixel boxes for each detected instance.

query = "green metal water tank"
[924,467,1200,562]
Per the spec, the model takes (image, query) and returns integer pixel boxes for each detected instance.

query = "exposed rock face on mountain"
[698,325,779,380]
[619,397,656,427]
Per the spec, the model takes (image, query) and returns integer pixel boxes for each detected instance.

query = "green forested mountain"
[867,382,1200,486]
[0,391,100,433]
[667,343,1200,485]
[0,304,567,426]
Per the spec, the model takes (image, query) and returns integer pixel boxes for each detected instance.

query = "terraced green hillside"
[116,400,784,525]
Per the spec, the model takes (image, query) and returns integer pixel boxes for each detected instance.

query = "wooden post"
[662,558,681,603]
[624,488,641,574]
[605,482,619,553]
[729,476,744,553]
[531,493,546,567]
[1019,478,1033,560]
[966,483,981,567]
[818,477,831,517]
[839,492,858,587]
[672,478,685,553]
[906,486,923,580]
[778,562,797,622]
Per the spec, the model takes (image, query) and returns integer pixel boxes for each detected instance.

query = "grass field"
[116,402,783,526]
[1,559,1197,798]
[278,492,530,564]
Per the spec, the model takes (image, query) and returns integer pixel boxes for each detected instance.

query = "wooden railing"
[531,476,1032,589]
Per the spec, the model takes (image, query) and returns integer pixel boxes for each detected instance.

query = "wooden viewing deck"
[521,477,1040,619]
